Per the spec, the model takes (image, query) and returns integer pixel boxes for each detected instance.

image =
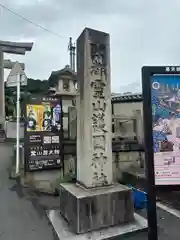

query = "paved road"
[0,143,58,240]
[123,205,180,240]
[1,143,180,240]
[115,207,180,240]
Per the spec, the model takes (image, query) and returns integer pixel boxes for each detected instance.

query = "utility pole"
[68,37,76,71]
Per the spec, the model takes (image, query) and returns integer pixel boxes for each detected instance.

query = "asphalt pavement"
[123,203,180,240]
[1,143,180,240]
[0,143,58,240]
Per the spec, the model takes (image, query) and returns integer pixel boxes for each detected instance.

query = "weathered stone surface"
[47,210,147,240]
[59,28,135,235]
[59,183,134,234]
[76,28,112,188]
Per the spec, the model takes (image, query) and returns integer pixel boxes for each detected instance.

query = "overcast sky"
[1,0,180,93]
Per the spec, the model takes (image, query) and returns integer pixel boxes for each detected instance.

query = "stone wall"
[64,150,144,183]
[62,98,75,139]
[20,143,143,193]
[112,151,145,181]
[21,154,76,194]
[65,151,144,183]
[113,101,144,143]
[68,106,77,140]
[113,101,143,117]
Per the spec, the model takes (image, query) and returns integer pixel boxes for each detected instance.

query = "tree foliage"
[5,78,49,116]
[26,78,49,93]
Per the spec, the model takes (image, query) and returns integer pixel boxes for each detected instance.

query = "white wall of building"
[112,100,145,179]
[113,101,143,117]
[113,101,144,143]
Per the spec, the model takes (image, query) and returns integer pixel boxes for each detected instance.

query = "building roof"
[48,66,142,103]
[50,65,76,78]
[111,92,142,102]
[48,65,77,87]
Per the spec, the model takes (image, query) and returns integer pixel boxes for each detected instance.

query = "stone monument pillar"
[76,28,112,188]
[59,28,134,235]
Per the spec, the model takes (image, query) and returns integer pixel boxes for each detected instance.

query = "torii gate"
[0,40,33,128]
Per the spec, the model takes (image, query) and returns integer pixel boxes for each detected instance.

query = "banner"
[151,74,180,185]
[24,96,63,171]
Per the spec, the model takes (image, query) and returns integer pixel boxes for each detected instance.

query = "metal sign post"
[142,66,158,240]
[16,73,21,174]
[6,62,27,175]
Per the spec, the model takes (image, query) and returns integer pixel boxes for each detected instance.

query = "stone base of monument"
[46,209,147,240]
[59,183,134,234]
[56,182,147,239]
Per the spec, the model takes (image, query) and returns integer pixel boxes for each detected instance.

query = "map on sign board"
[6,61,27,87]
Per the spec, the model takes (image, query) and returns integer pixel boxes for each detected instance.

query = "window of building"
[63,79,69,91]
[119,121,126,135]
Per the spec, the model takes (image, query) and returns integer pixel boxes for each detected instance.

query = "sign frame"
[142,66,180,240]
[24,95,64,172]
[142,66,180,190]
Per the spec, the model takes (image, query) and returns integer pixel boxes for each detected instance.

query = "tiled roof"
[51,65,76,77]
[111,93,142,102]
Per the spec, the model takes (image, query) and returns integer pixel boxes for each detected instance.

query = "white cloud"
[1,0,180,92]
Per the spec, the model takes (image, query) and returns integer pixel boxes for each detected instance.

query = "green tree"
[5,87,15,116]
[5,78,49,117]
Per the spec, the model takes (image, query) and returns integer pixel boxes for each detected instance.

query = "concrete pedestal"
[59,183,134,234]
[47,210,147,240]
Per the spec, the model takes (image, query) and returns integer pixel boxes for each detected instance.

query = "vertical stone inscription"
[76,28,112,188]
[90,42,109,187]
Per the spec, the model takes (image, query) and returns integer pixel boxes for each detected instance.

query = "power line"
[0,3,66,38]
